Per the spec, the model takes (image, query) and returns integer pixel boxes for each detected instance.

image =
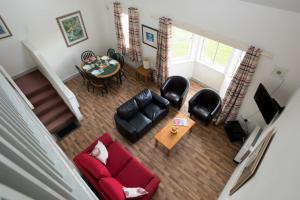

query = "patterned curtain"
[113,2,126,54]
[215,46,262,125]
[154,17,172,86]
[128,7,142,64]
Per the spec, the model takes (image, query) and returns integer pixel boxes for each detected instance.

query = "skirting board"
[63,72,80,83]
[189,77,220,92]
[12,66,37,79]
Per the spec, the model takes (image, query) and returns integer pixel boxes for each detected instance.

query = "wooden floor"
[58,68,240,200]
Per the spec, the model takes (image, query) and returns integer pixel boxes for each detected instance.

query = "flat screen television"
[254,83,278,124]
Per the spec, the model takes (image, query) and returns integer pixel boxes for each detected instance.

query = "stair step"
[34,96,64,117]
[46,112,75,134]
[14,70,52,98]
[39,104,69,125]
[30,88,57,107]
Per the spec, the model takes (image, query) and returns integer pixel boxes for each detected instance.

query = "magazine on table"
[173,118,188,126]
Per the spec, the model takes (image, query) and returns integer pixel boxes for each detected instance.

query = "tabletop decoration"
[82,56,119,77]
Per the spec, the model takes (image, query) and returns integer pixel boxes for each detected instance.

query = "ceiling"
[240,0,300,13]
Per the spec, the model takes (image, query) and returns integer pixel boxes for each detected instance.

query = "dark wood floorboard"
[58,68,240,200]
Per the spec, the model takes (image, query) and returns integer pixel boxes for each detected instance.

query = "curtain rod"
[151,15,273,59]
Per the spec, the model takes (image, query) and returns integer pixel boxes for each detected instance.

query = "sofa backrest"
[135,89,152,109]
[117,99,139,120]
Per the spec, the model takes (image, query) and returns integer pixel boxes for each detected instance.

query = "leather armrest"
[160,78,172,96]
[210,101,222,117]
[114,114,137,134]
[189,91,201,108]
[151,91,170,108]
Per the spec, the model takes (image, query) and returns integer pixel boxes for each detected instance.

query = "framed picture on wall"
[142,25,158,49]
[0,16,12,39]
[229,129,276,195]
[56,11,88,47]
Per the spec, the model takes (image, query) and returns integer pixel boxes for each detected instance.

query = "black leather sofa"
[188,88,222,125]
[160,76,190,109]
[114,89,170,142]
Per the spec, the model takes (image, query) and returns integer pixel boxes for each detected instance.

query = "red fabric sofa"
[73,133,160,200]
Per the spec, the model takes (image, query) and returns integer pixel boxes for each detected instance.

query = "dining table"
[80,55,120,79]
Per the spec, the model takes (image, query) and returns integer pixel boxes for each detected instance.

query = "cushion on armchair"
[164,91,180,102]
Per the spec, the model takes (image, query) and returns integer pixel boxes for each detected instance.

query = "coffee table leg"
[155,139,158,147]
[167,149,171,157]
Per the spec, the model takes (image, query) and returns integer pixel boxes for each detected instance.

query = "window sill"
[196,60,225,74]
[171,58,194,65]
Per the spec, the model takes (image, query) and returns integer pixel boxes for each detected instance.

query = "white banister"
[22,40,83,121]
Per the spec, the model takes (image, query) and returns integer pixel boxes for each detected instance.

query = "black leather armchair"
[188,88,222,125]
[160,76,190,109]
[114,89,169,142]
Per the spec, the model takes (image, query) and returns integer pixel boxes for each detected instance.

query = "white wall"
[99,0,300,127]
[219,85,300,200]
[192,62,224,90]
[0,0,110,80]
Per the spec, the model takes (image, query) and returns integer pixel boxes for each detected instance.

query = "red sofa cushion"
[76,153,111,179]
[106,141,132,176]
[115,159,154,188]
[98,177,125,200]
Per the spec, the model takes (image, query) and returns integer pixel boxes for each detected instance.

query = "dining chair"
[81,50,96,62]
[112,53,126,84]
[87,74,108,96]
[75,65,89,85]
[107,48,115,58]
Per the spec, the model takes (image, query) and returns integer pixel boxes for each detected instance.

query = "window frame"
[170,26,245,75]
[170,27,196,63]
[197,37,239,74]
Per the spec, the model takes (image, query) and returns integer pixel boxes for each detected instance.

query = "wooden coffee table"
[155,113,195,156]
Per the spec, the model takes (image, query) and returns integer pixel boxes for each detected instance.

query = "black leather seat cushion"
[142,103,166,121]
[191,105,210,120]
[117,99,139,120]
[128,112,151,134]
[164,91,180,103]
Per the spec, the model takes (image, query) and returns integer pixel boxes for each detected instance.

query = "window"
[121,13,129,48]
[198,38,244,73]
[170,27,194,60]
[170,26,245,74]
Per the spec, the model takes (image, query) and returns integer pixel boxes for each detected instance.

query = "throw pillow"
[98,177,125,200]
[90,141,108,165]
[123,187,148,198]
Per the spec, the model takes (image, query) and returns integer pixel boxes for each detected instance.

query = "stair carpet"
[14,70,75,134]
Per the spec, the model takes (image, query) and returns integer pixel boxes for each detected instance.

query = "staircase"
[14,70,76,134]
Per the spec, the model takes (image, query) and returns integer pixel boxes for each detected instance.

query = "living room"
[0,0,300,200]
